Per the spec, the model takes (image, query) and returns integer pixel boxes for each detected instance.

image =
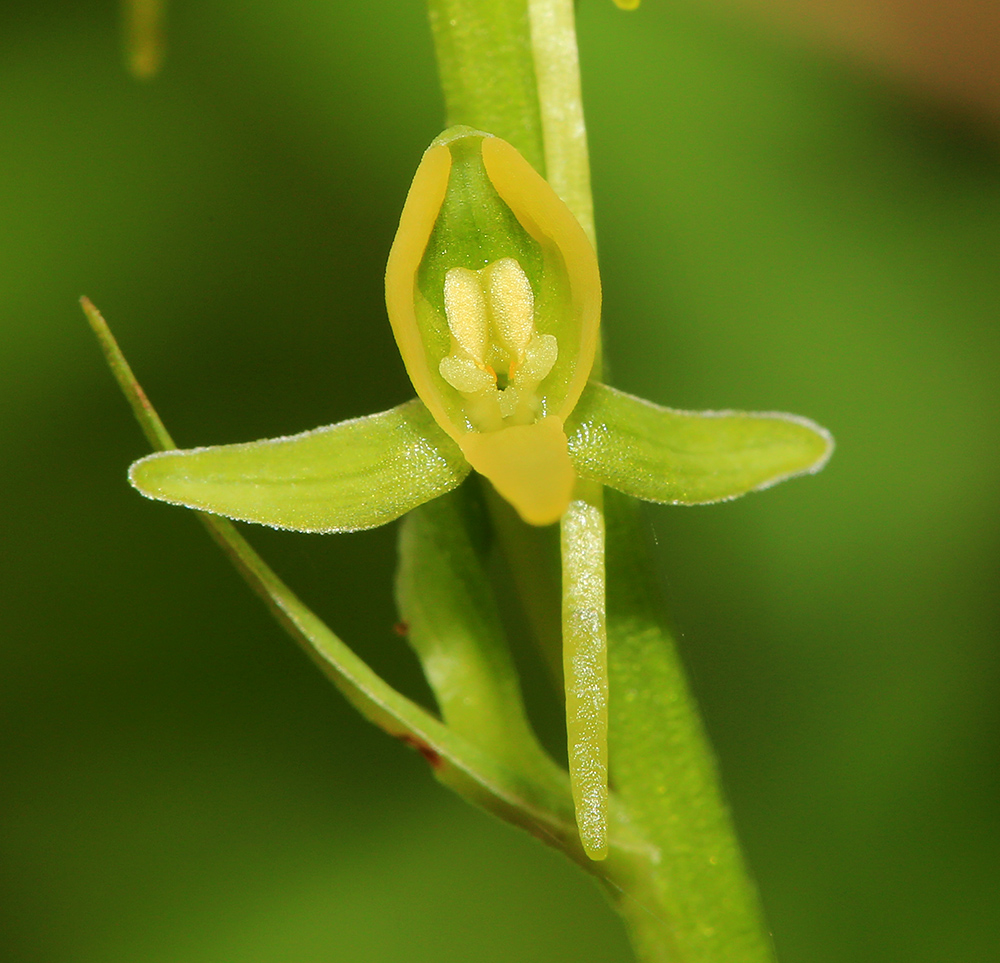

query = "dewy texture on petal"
[128,399,470,533]
[566,382,833,504]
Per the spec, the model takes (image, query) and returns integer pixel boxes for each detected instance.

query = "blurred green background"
[2,1,997,960]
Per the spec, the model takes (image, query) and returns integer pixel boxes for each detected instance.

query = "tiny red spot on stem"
[397,734,443,769]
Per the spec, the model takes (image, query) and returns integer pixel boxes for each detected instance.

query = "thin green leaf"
[568,381,833,505]
[83,297,581,852]
[82,297,175,451]
[128,401,470,533]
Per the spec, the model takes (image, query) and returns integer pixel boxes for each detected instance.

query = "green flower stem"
[397,487,566,792]
[481,486,565,683]
[429,0,613,854]
[427,0,545,174]
[525,0,595,246]
[426,3,776,961]
[427,0,591,239]
[604,490,775,963]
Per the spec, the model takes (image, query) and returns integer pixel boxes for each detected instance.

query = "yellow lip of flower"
[385,127,601,526]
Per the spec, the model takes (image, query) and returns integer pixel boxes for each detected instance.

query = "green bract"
[124,125,833,862]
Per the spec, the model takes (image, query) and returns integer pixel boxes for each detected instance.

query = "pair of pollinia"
[129,126,832,860]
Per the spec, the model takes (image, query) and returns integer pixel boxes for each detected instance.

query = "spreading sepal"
[128,399,470,533]
[567,382,833,504]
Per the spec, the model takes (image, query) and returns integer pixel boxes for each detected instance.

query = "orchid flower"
[124,126,832,860]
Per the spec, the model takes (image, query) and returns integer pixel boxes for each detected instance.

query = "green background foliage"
[2,0,997,960]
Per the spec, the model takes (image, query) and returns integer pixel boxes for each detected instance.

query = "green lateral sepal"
[567,381,833,505]
[128,398,471,532]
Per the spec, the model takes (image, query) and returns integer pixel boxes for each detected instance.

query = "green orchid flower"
[125,126,832,860]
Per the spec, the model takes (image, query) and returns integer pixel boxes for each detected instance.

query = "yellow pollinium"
[439,257,559,428]
[436,256,572,525]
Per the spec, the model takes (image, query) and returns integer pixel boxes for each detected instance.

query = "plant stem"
[525,0,595,245]
[426,3,777,961]
[427,0,545,174]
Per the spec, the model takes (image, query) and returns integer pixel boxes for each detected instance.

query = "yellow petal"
[459,416,574,526]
